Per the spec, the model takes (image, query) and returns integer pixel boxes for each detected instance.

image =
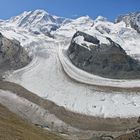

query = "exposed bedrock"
[0,32,31,74]
[67,31,140,79]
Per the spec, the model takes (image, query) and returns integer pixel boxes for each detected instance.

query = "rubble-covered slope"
[0,103,65,140]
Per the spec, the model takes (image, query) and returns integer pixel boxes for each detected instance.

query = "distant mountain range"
[0,10,140,35]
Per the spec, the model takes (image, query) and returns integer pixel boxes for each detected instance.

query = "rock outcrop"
[67,31,140,79]
[0,33,31,73]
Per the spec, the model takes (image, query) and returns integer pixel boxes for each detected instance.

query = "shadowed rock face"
[67,31,140,79]
[0,33,31,73]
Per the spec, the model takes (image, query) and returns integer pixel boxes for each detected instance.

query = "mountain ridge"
[115,11,140,33]
[0,9,140,37]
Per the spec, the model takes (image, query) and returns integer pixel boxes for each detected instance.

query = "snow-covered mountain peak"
[9,9,60,26]
[53,15,94,39]
[95,16,108,22]
[74,15,93,23]
[32,9,49,15]
[115,11,140,33]
[3,9,68,35]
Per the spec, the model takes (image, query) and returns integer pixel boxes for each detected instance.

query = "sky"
[0,0,139,21]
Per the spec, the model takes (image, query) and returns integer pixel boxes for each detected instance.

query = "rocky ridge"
[68,31,140,79]
[116,12,140,33]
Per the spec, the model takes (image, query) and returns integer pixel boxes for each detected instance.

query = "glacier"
[0,9,140,118]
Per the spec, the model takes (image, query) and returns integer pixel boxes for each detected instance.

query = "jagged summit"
[32,9,49,14]
[7,9,68,35]
[115,11,140,33]
[9,9,61,25]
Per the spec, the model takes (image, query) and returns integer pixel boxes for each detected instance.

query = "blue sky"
[0,0,139,21]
